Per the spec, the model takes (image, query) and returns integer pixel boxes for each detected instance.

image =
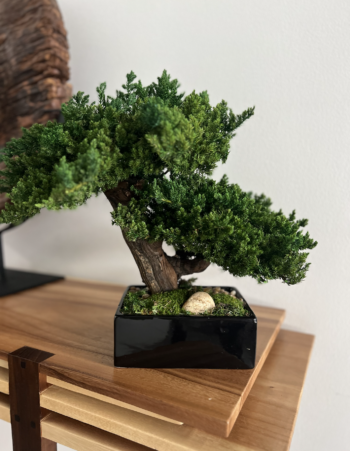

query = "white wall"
[1,0,350,449]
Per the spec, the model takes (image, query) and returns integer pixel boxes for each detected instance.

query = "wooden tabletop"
[0,278,286,437]
[0,329,314,451]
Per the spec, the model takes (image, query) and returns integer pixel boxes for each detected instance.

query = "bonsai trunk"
[105,181,210,294]
[122,230,178,294]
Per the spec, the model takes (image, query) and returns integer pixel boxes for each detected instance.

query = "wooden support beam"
[46,376,182,425]
[42,413,151,451]
[9,347,57,451]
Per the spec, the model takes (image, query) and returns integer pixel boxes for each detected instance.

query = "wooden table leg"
[8,347,57,451]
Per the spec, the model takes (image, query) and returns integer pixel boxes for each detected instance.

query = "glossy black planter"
[114,286,257,369]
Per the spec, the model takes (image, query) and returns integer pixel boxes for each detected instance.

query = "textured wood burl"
[0,0,72,148]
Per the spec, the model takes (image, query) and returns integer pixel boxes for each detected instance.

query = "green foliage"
[178,277,198,288]
[0,70,253,223]
[121,286,249,317]
[113,174,317,284]
[0,69,317,286]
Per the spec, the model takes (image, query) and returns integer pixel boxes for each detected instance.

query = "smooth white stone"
[182,291,215,315]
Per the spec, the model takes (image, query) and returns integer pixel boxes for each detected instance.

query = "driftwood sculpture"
[0,0,72,209]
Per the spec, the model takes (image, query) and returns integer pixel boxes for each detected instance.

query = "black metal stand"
[0,224,63,297]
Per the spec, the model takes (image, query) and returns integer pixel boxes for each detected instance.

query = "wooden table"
[0,278,314,451]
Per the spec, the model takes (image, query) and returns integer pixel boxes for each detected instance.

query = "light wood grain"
[0,367,8,394]
[228,330,315,451]
[0,392,10,423]
[47,376,182,425]
[0,278,284,437]
[40,330,314,451]
[0,359,8,369]
[42,413,150,451]
[0,393,149,450]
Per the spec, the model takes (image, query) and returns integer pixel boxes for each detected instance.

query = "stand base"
[0,269,63,297]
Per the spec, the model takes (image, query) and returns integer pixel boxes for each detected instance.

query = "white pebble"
[182,292,215,315]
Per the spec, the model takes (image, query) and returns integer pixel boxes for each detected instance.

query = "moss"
[211,294,247,317]
[121,288,152,315]
[149,289,190,315]
[121,286,251,317]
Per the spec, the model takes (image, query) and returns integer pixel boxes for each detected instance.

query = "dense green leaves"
[0,70,316,285]
[0,70,253,223]
[112,174,317,284]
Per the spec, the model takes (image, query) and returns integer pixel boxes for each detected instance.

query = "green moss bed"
[121,286,252,317]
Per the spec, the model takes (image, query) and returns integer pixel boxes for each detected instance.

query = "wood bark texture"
[105,180,211,292]
[0,0,72,148]
[122,230,178,293]
[165,253,210,279]
[105,181,209,293]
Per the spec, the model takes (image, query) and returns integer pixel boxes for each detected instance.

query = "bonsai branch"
[104,180,210,293]
[165,252,210,278]
[104,179,143,209]
[105,181,179,293]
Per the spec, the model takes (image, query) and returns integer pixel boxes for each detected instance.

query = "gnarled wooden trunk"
[105,182,210,293]
[122,231,179,294]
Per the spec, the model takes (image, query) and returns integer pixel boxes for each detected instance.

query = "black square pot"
[114,286,257,369]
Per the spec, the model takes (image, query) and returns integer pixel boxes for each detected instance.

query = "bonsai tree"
[0,71,317,294]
